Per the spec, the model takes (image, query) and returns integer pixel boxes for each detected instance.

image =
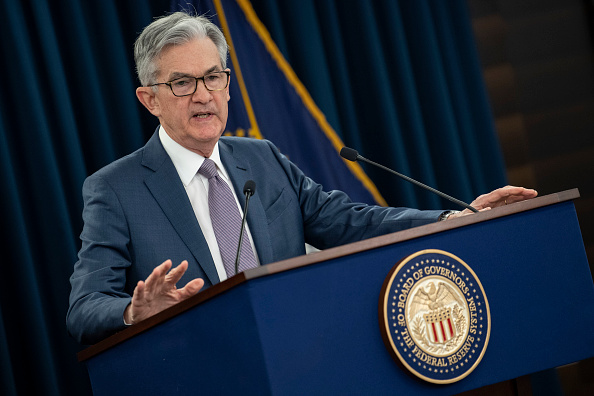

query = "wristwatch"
[438,210,460,221]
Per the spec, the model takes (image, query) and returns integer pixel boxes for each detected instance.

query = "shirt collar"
[158,126,228,186]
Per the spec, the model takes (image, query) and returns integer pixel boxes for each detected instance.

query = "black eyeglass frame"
[148,70,231,97]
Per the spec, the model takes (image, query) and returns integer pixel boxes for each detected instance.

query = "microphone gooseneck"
[235,180,257,275]
[340,147,478,213]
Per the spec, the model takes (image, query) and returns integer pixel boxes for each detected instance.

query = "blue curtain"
[0,0,506,394]
[250,0,506,208]
[0,0,167,394]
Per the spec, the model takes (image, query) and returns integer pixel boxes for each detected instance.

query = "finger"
[468,197,489,210]
[476,187,519,207]
[131,280,145,306]
[499,187,538,205]
[178,278,205,299]
[144,259,172,295]
[129,280,147,324]
[145,260,171,286]
[502,186,537,197]
[164,260,189,286]
[514,188,538,199]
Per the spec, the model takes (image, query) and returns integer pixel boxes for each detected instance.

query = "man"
[66,12,537,345]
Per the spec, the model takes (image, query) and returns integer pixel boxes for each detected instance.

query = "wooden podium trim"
[77,188,579,362]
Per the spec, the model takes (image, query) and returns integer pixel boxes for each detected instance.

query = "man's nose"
[191,79,212,102]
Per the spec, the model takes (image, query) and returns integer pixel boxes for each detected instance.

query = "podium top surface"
[78,188,580,362]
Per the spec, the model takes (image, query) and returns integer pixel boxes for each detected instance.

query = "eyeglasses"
[148,70,230,97]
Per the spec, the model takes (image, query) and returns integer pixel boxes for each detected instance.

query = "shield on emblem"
[424,308,456,344]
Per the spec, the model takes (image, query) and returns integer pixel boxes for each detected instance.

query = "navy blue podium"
[78,189,594,395]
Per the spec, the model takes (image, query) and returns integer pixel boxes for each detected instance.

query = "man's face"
[137,38,230,157]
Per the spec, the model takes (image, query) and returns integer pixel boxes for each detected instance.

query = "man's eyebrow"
[167,66,222,81]
[204,65,222,74]
[167,72,193,81]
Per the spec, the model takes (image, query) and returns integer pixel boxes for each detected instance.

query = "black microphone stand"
[235,180,256,275]
[340,147,478,213]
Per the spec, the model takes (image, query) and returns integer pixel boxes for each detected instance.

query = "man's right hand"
[124,259,204,325]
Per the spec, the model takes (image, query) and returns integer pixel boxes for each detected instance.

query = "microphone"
[340,147,478,213]
[235,180,257,275]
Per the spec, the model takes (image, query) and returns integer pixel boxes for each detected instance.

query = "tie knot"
[198,158,218,179]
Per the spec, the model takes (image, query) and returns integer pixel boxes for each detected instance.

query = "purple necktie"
[198,158,257,278]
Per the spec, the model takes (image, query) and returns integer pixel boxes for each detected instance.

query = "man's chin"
[182,131,225,156]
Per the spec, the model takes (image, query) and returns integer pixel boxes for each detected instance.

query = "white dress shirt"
[158,126,260,282]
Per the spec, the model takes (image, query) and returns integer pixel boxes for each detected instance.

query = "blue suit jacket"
[67,131,443,344]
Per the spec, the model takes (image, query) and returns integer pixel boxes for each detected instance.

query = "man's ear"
[136,87,161,117]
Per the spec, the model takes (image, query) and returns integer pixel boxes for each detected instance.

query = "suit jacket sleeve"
[66,173,132,345]
[253,139,444,250]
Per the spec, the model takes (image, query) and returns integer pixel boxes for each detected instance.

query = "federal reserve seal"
[379,249,490,384]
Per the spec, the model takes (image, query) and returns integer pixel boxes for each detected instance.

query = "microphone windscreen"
[340,147,359,162]
[243,180,256,195]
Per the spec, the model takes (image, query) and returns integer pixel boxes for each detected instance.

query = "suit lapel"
[142,132,220,285]
[219,139,274,265]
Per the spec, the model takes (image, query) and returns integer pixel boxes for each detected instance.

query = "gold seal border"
[379,249,491,384]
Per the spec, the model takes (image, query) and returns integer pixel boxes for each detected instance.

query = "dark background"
[468,1,594,394]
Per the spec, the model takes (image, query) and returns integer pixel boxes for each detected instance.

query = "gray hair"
[134,12,229,86]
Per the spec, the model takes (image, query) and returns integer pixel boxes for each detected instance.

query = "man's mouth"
[193,112,212,119]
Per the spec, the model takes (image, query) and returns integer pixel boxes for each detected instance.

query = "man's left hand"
[447,185,538,220]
